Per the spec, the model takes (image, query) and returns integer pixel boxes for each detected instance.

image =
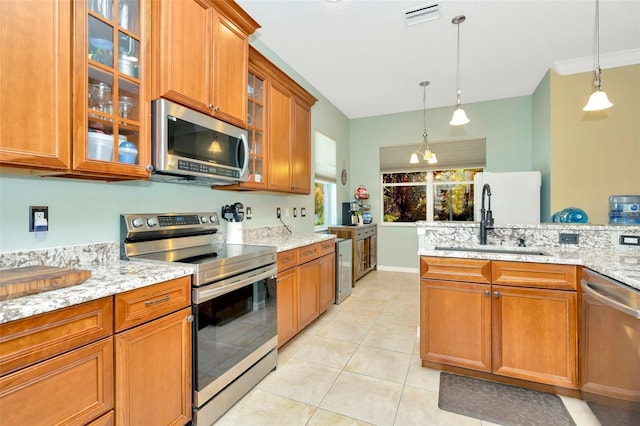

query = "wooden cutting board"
[0,266,92,301]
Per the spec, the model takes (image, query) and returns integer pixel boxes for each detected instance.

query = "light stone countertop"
[0,233,335,324]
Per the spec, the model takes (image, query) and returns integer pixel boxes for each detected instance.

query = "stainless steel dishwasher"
[335,238,353,304]
[581,268,640,424]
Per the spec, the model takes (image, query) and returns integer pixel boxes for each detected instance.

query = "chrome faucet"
[479,184,494,245]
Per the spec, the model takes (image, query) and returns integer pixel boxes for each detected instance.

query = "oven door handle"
[194,265,276,303]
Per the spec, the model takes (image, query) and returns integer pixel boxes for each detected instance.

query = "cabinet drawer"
[114,276,191,332]
[420,256,491,284]
[0,297,113,376]
[277,249,298,272]
[355,229,365,240]
[0,337,114,426]
[297,243,321,264]
[87,411,114,426]
[492,261,577,290]
[318,239,335,257]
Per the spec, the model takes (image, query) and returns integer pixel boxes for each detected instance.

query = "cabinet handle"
[484,290,490,297]
[281,258,291,263]
[144,295,170,306]
[493,291,501,298]
[208,103,214,110]
[186,315,194,323]
[214,105,220,112]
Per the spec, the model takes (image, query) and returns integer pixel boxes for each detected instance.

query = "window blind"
[314,131,337,182]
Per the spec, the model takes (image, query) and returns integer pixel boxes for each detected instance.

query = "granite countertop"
[0,234,334,324]
[419,246,640,291]
[244,232,336,252]
[0,260,194,324]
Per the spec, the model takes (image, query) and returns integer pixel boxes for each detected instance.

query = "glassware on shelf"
[89,82,112,111]
[118,95,135,118]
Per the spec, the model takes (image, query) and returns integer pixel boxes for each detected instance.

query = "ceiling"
[236,0,640,119]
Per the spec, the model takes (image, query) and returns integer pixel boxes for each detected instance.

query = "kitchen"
[1,0,639,425]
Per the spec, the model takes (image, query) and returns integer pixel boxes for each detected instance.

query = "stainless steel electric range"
[121,212,278,426]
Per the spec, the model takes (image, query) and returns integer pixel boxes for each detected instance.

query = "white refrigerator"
[473,171,541,224]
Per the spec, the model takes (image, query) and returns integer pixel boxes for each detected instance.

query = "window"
[382,168,482,223]
[314,132,337,230]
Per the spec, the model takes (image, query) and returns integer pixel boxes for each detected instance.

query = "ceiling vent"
[404,2,440,26]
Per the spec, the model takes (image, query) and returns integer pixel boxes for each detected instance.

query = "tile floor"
[214,271,602,426]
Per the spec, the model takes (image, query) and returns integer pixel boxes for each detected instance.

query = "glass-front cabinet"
[74,0,149,178]
[245,69,267,188]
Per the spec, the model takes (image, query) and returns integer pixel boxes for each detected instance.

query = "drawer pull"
[303,250,315,256]
[186,315,194,323]
[493,291,501,298]
[281,258,292,263]
[484,290,490,297]
[145,295,170,306]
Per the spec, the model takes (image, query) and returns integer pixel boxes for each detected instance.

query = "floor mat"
[586,401,640,426]
[438,372,576,426]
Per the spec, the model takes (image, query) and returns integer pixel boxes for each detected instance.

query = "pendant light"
[583,0,613,111]
[449,15,470,126]
[409,81,438,164]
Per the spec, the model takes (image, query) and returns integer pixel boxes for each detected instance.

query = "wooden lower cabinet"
[297,260,320,330]
[0,338,114,426]
[420,256,578,390]
[276,241,335,347]
[88,411,115,426]
[276,268,298,346]
[318,254,336,313]
[115,306,192,426]
[420,279,491,372]
[492,285,577,388]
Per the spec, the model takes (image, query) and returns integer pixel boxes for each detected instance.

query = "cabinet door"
[115,307,192,426]
[0,338,114,426]
[420,280,492,372]
[267,80,293,192]
[369,234,377,270]
[492,285,577,388]
[355,239,365,278]
[276,268,297,347]
[152,0,213,111]
[0,0,71,169]
[318,253,336,313]
[211,9,248,127]
[290,99,311,194]
[74,0,151,178]
[297,261,320,330]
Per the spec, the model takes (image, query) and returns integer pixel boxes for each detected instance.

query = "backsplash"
[0,242,119,269]
[416,222,640,251]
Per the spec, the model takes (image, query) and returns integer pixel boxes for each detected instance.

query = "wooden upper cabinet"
[152,0,259,128]
[291,99,312,194]
[0,0,71,170]
[267,80,294,192]
[151,0,213,112]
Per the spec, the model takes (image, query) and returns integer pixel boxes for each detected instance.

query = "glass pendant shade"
[409,152,419,163]
[427,153,438,164]
[449,107,470,126]
[583,89,613,111]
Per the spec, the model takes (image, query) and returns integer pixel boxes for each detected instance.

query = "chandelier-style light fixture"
[583,0,613,111]
[449,15,470,126]
[409,81,438,164]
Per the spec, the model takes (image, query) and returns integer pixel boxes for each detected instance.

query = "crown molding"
[552,49,640,75]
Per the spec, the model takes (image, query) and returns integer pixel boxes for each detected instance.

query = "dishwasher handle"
[581,279,640,319]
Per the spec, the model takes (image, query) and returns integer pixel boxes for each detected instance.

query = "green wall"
[349,97,533,271]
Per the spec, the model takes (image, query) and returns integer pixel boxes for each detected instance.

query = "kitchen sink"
[434,246,548,256]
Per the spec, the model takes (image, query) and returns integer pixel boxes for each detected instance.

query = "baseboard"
[376,265,419,274]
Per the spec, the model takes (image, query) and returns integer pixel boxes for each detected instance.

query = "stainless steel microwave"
[150,99,248,186]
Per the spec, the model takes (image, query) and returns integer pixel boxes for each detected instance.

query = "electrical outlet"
[293,207,297,217]
[619,235,640,246]
[29,206,49,232]
[276,207,281,219]
[559,233,579,244]
[245,207,252,220]
[301,208,306,217]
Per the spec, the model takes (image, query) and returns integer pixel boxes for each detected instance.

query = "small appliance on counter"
[341,201,361,226]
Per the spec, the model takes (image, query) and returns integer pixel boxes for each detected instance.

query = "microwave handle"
[238,133,249,177]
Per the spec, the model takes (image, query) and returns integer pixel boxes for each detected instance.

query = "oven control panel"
[122,212,220,235]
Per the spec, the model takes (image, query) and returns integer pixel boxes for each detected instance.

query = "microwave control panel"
[177,160,239,178]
